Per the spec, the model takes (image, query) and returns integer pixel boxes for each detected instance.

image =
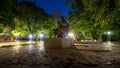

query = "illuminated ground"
[0,42,120,68]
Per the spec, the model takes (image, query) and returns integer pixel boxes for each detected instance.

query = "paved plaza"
[0,43,120,68]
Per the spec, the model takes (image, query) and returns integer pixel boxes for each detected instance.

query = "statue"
[44,12,73,49]
[53,16,69,38]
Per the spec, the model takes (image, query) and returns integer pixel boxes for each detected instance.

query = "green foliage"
[0,0,17,29]
[0,24,3,32]
[15,1,46,34]
[0,0,57,38]
[66,0,120,41]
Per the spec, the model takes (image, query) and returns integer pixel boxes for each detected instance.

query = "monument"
[44,13,74,48]
[53,16,69,38]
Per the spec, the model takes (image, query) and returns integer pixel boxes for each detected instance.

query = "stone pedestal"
[44,38,74,49]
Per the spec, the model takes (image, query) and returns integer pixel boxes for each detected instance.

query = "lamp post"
[39,33,45,41]
[68,32,75,40]
[107,31,111,43]
[29,34,33,43]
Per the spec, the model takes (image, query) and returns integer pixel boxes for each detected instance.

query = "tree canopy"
[0,0,57,38]
[0,0,120,41]
[66,0,120,41]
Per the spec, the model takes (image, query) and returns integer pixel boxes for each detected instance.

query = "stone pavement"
[75,43,112,51]
[0,44,120,68]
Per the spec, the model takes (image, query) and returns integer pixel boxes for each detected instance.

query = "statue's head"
[59,16,66,23]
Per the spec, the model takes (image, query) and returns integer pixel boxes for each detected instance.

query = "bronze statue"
[53,16,69,38]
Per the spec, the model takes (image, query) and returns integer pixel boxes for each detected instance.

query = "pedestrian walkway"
[0,41,27,47]
[0,42,16,47]
[0,42,119,68]
[75,43,112,51]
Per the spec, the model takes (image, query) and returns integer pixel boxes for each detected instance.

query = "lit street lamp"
[107,31,112,43]
[107,31,111,35]
[28,34,33,43]
[68,32,75,40]
[29,34,33,40]
[39,33,45,40]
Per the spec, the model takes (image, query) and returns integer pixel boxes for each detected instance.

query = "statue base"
[44,38,74,49]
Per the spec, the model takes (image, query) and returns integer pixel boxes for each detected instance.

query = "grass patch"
[103,41,120,45]
[0,45,14,48]
[112,42,120,45]
[20,41,44,45]
[0,41,44,48]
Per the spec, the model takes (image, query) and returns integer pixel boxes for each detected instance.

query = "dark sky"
[18,0,72,17]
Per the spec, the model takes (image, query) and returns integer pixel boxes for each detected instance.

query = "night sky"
[18,0,72,17]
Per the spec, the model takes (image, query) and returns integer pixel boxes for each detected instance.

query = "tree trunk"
[74,29,78,42]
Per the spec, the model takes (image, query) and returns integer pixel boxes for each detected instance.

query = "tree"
[14,0,57,38]
[66,0,119,42]
[0,0,17,29]
[42,15,57,38]
[15,1,47,35]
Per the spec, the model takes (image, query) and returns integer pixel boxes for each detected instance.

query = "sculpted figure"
[53,16,69,38]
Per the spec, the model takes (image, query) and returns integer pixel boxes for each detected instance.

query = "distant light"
[39,33,44,38]
[68,32,75,40]
[68,33,74,37]
[29,34,33,39]
[107,31,111,35]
